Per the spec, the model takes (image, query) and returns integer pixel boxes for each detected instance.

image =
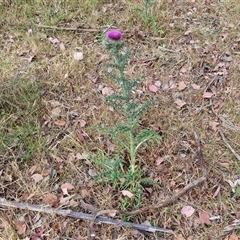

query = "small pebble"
[162,83,169,91]
[154,81,162,87]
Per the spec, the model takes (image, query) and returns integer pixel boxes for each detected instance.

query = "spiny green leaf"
[135,129,161,151]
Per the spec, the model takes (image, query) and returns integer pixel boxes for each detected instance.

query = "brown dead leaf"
[49,100,61,107]
[13,220,26,235]
[145,187,153,194]
[49,37,60,44]
[91,76,98,83]
[122,190,134,198]
[73,52,83,61]
[193,218,202,227]
[181,206,195,218]
[212,186,221,198]
[149,84,158,93]
[76,130,85,142]
[32,229,45,239]
[54,120,66,126]
[77,236,85,240]
[155,163,166,172]
[3,173,13,182]
[31,173,43,183]
[88,168,97,177]
[51,107,61,118]
[229,232,238,240]
[102,87,114,96]
[55,156,63,163]
[221,33,228,42]
[199,210,211,225]
[42,193,59,207]
[28,55,36,62]
[228,23,235,28]
[176,234,185,240]
[178,81,187,91]
[79,119,86,128]
[59,43,65,51]
[17,49,30,56]
[203,92,213,99]
[29,165,37,175]
[42,170,50,177]
[61,183,75,195]
[214,100,224,114]
[50,153,64,163]
[219,162,230,169]
[108,211,117,217]
[106,139,115,152]
[174,99,187,108]
[180,66,188,73]
[191,83,201,90]
[209,121,219,132]
[80,188,89,198]
[156,156,165,165]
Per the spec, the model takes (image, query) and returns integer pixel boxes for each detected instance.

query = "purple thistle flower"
[107,30,122,40]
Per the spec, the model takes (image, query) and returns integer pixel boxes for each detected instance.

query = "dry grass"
[0,0,240,239]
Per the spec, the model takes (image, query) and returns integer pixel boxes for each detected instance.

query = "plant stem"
[129,131,136,171]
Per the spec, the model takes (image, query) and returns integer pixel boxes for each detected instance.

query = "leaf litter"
[181,206,195,218]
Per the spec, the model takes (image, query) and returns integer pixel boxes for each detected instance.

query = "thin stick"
[204,76,217,93]
[0,198,173,235]
[219,116,240,132]
[219,129,240,161]
[209,99,240,161]
[121,174,207,216]
[34,24,116,33]
[158,46,181,53]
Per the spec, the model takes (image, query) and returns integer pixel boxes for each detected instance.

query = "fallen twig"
[120,174,207,216]
[210,101,240,161]
[223,219,240,232]
[204,76,218,93]
[219,116,240,132]
[158,46,181,53]
[219,129,240,161]
[0,198,174,235]
[34,24,115,33]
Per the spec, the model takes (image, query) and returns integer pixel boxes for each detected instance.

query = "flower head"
[107,30,122,40]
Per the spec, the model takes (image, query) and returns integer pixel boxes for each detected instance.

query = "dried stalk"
[34,24,115,33]
[0,198,173,235]
[219,129,240,161]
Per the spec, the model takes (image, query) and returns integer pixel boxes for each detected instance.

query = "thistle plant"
[93,30,160,210]
[141,0,156,25]
[133,0,164,35]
